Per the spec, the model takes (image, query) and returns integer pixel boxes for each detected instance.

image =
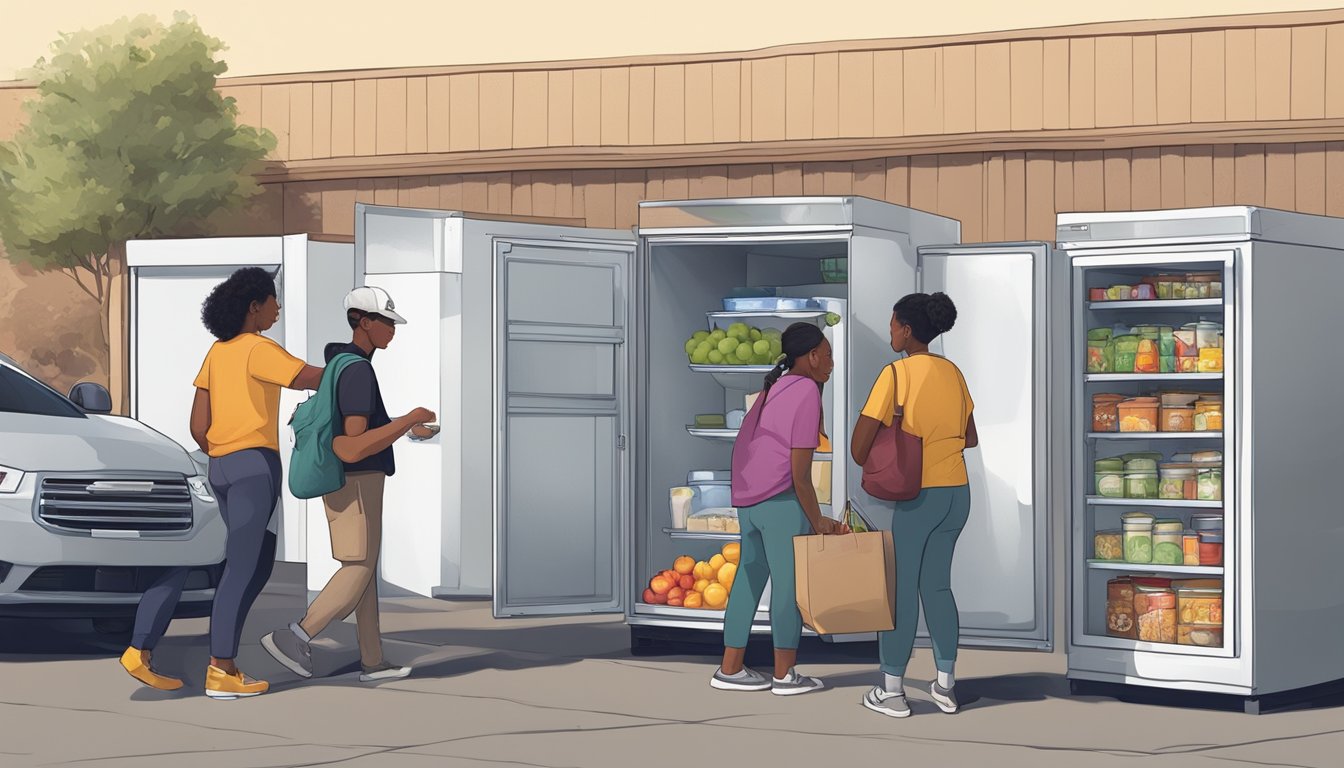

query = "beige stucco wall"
[4,0,1344,80]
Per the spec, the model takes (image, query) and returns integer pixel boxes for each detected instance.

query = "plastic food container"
[686,471,731,513]
[1178,625,1224,647]
[1107,285,1132,301]
[1158,465,1196,500]
[1112,335,1140,372]
[1192,321,1223,350]
[1183,532,1201,565]
[721,297,820,312]
[1107,577,1137,639]
[1152,521,1185,564]
[1161,405,1194,432]
[1198,347,1224,373]
[1125,471,1159,499]
[1092,394,1126,432]
[1196,467,1223,501]
[1123,514,1156,563]
[1189,514,1224,533]
[1123,455,1159,472]
[1134,581,1177,643]
[1177,581,1223,626]
[1134,284,1155,300]
[1094,530,1124,560]
[1199,532,1224,566]
[1194,399,1223,431]
[1094,458,1126,497]
[1118,397,1159,432]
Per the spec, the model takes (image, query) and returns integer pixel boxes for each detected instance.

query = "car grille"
[21,564,223,593]
[38,477,194,534]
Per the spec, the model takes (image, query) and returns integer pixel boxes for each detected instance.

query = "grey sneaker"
[862,686,911,718]
[261,626,312,679]
[710,666,771,692]
[930,682,960,713]
[771,668,825,696]
[359,662,412,682]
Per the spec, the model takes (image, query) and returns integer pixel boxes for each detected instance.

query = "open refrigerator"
[1061,207,1344,712]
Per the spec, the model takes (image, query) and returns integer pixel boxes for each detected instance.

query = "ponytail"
[755,322,826,418]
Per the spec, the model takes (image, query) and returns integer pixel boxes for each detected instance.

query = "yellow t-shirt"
[192,334,306,457]
[860,354,974,488]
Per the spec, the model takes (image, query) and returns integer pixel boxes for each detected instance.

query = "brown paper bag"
[793,530,896,635]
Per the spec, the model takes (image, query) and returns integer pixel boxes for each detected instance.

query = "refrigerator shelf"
[685,427,738,441]
[662,528,741,541]
[1088,432,1223,440]
[689,364,775,389]
[1077,634,1229,657]
[1087,496,1223,508]
[1087,299,1223,311]
[706,310,829,321]
[1086,560,1224,576]
[634,603,729,619]
[1085,373,1223,382]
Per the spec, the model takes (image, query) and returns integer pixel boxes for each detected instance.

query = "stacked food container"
[1062,206,1344,713]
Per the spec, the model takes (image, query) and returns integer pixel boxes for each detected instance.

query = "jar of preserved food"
[1161,404,1194,432]
[1118,397,1159,432]
[1094,457,1125,497]
[1107,577,1137,639]
[1194,399,1223,431]
[1134,582,1177,643]
[1193,321,1223,350]
[1152,520,1185,564]
[1091,394,1127,432]
[1123,514,1155,563]
[1183,532,1201,565]
[1094,530,1123,560]
[1158,465,1196,500]
[1196,467,1223,501]
[1176,581,1223,626]
[1199,532,1224,566]
[1125,471,1159,499]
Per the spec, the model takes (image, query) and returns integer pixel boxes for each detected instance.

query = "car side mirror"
[69,382,113,414]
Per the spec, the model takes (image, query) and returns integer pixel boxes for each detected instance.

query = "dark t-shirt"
[325,342,395,476]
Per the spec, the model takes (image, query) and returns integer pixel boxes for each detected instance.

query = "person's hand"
[408,407,437,425]
[410,424,436,439]
[813,516,849,535]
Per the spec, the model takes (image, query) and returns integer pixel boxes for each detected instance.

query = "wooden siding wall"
[231,143,1343,244]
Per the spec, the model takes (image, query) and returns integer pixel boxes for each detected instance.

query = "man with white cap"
[262,286,434,683]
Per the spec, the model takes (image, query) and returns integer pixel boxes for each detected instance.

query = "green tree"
[0,12,274,411]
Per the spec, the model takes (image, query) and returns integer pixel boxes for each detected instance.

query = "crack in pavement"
[1208,756,1321,768]
[43,742,366,767]
[400,751,578,768]
[601,660,684,675]
[0,699,289,742]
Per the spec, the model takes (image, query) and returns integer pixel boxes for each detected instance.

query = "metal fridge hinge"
[618,435,627,450]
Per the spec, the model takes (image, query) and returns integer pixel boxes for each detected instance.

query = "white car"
[0,352,226,633]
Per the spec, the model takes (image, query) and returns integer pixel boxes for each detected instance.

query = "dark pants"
[130,532,276,652]
[206,448,283,660]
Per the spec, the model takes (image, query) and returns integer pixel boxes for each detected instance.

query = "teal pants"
[878,484,971,676]
[723,491,811,650]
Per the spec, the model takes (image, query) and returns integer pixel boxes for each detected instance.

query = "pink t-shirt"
[731,375,822,507]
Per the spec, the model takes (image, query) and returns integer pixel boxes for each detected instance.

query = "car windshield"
[0,364,85,418]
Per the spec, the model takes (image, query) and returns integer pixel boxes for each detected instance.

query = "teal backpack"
[288,352,367,500]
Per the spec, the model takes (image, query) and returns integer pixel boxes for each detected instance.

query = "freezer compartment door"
[914,242,1054,649]
[493,238,636,618]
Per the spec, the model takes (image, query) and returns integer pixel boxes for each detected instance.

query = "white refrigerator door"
[916,243,1053,649]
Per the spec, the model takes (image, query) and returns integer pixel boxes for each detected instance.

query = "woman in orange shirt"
[851,292,978,719]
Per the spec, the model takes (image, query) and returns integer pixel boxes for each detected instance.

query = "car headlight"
[187,476,215,503]
[0,465,24,494]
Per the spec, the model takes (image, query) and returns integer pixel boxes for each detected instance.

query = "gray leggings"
[207,448,282,660]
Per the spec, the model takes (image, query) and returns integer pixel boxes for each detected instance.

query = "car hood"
[0,412,198,475]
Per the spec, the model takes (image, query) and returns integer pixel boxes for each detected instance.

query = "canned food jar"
[1094,530,1124,561]
[1094,458,1126,497]
[1177,581,1223,626]
[1158,465,1196,500]
[1123,514,1156,563]
[1196,467,1223,501]
[1135,584,1178,643]
[1126,471,1159,499]
[1152,521,1185,564]
[1193,321,1223,350]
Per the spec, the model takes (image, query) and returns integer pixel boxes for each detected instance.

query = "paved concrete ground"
[1,564,1340,768]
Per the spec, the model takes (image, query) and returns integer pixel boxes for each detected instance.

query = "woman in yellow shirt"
[851,292,977,719]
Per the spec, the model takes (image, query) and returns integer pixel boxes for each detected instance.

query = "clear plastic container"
[1199,532,1224,566]
[1094,530,1124,561]
[1134,582,1177,643]
[1152,521,1185,564]
[1125,471,1159,499]
[1094,458,1125,497]
[1196,467,1223,501]
[1194,399,1223,432]
[1177,581,1223,626]
[721,296,820,312]
[1158,465,1195,500]
[1123,514,1155,563]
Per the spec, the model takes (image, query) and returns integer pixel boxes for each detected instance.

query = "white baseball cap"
[344,286,407,325]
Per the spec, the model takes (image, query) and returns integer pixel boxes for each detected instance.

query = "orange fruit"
[716,562,737,591]
[693,579,710,594]
[683,592,703,609]
[650,576,672,595]
[667,596,684,607]
[673,556,695,575]
[678,574,695,591]
[667,586,685,602]
[703,583,728,609]
[694,561,714,581]
[709,554,726,572]
[721,542,741,565]
[661,570,679,584]
[642,588,658,604]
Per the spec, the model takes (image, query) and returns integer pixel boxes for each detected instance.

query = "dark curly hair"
[201,267,277,341]
[894,292,957,344]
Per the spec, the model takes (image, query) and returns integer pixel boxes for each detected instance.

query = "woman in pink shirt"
[710,323,847,696]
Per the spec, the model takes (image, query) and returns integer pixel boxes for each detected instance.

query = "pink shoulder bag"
[860,362,923,501]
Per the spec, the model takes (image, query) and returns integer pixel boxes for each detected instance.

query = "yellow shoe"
[205,665,269,700]
[120,647,183,691]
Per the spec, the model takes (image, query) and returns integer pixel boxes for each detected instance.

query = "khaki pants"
[300,471,385,668]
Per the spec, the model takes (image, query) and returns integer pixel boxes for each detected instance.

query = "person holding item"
[185,267,323,699]
[261,286,435,684]
[851,292,977,719]
[711,322,846,696]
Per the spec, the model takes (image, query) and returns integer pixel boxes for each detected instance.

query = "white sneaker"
[359,662,412,682]
[771,668,825,696]
[710,666,772,691]
[930,682,960,714]
[862,686,911,718]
